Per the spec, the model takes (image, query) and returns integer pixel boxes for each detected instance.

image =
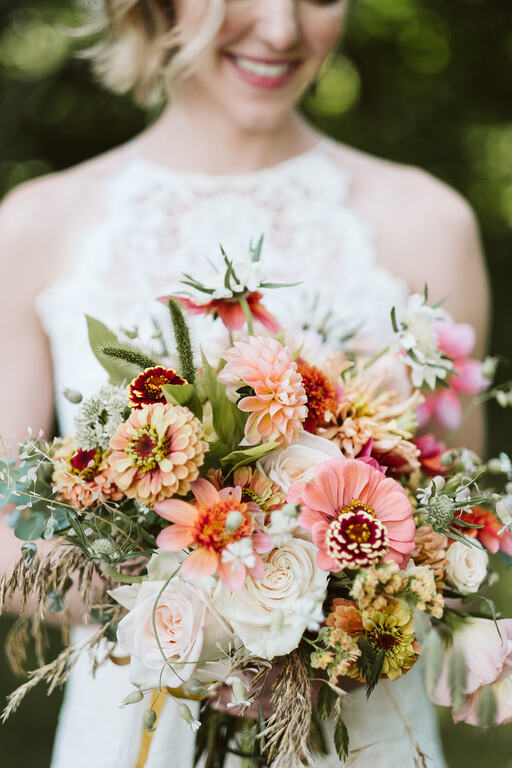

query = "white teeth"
[234,57,293,78]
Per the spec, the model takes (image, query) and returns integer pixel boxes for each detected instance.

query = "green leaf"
[421,629,443,699]
[201,353,246,450]
[333,715,349,761]
[356,636,385,697]
[220,441,279,477]
[317,683,336,720]
[162,382,203,421]
[86,316,142,385]
[448,647,467,712]
[14,512,46,541]
[477,685,498,728]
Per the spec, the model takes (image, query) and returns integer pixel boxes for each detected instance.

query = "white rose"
[214,538,328,660]
[446,540,489,594]
[257,432,342,493]
[113,577,232,689]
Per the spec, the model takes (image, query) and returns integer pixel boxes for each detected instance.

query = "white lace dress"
[36,137,446,768]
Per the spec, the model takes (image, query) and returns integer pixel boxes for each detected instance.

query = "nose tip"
[258,1,301,51]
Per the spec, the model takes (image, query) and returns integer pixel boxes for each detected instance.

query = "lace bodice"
[36,137,408,434]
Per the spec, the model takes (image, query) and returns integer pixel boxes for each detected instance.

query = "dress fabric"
[36,137,445,768]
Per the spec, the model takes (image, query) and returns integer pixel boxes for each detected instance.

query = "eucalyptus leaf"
[15,512,47,541]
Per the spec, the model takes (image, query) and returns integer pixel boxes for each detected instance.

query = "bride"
[1,0,489,766]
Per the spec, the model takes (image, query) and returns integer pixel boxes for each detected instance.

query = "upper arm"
[379,168,490,454]
[0,182,56,446]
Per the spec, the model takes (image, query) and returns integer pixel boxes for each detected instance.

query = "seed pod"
[143,708,157,732]
[63,388,83,404]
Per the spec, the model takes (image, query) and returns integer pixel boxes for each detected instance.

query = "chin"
[226,100,296,134]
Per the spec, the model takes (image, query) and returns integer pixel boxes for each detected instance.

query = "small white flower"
[221,538,256,569]
[177,703,201,732]
[267,509,297,544]
[488,452,512,477]
[496,497,512,534]
[417,476,446,506]
[292,593,326,632]
[225,676,254,709]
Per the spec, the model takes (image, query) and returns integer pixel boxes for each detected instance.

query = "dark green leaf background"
[1,0,511,765]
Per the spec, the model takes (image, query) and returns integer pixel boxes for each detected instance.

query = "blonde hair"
[85,0,226,105]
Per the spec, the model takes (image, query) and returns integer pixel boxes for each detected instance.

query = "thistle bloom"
[289,458,415,571]
[128,366,186,409]
[52,437,122,510]
[417,315,490,429]
[219,336,308,446]
[108,403,206,506]
[162,291,280,334]
[155,478,274,591]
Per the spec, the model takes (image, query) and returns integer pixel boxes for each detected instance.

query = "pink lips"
[225,54,300,91]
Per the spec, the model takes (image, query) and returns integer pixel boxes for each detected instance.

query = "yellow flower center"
[126,425,169,471]
[196,500,253,552]
[143,373,172,398]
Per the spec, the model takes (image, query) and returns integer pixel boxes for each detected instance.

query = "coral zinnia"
[108,403,206,505]
[52,437,122,511]
[128,366,186,409]
[296,361,338,433]
[289,458,415,571]
[155,479,274,591]
[219,336,307,446]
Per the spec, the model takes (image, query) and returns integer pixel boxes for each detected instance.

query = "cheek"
[301,7,347,59]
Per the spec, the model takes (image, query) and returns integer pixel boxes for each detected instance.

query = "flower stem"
[102,564,145,583]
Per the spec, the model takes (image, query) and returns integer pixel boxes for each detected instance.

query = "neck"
[137,99,319,175]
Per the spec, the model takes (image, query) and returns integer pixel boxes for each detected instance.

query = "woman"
[0,0,489,766]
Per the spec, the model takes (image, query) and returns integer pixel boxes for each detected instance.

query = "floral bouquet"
[2,238,512,767]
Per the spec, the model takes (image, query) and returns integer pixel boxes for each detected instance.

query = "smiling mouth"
[225,54,301,87]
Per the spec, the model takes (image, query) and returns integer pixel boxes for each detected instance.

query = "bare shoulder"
[329,142,488,327]
[0,145,128,290]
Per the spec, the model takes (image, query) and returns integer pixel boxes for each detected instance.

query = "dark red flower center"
[128,366,186,409]
[70,449,101,480]
[326,500,389,570]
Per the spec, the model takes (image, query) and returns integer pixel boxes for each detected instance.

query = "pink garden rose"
[432,617,512,725]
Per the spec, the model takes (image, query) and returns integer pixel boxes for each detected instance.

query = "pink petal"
[297,508,325,531]
[191,478,219,507]
[303,460,344,515]
[155,498,197,524]
[480,529,500,554]
[217,560,247,592]
[287,483,306,505]
[416,397,436,428]
[217,302,246,331]
[452,359,490,395]
[156,524,194,550]
[434,318,475,358]
[253,529,275,554]
[433,389,462,430]
[316,549,340,572]
[181,548,219,580]
[247,553,265,580]
[312,520,329,549]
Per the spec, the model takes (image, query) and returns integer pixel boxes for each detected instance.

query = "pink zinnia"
[289,458,415,571]
[417,314,490,430]
[219,336,308,446]
[155,479,274,592]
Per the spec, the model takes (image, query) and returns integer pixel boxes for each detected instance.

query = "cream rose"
[214,538,328,660]
[257,432,342,493]
[445,540,489,594]
[112,571,232,689]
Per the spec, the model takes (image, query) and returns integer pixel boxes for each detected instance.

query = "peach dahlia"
[108,403,206,506]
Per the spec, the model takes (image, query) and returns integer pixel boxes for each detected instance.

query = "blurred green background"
[1,0,511,765]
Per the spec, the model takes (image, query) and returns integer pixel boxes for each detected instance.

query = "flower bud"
[120,689,144,707]
[143,708,157,732]
[444,474,463,492]
[177,703,201,732]
[496,499,512,526]
[481,356,498,380]
[181,678,208,698]
[440,450,457,467]
[225,510,244,533]
[63,388,83,404]
[231,676,248,705]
